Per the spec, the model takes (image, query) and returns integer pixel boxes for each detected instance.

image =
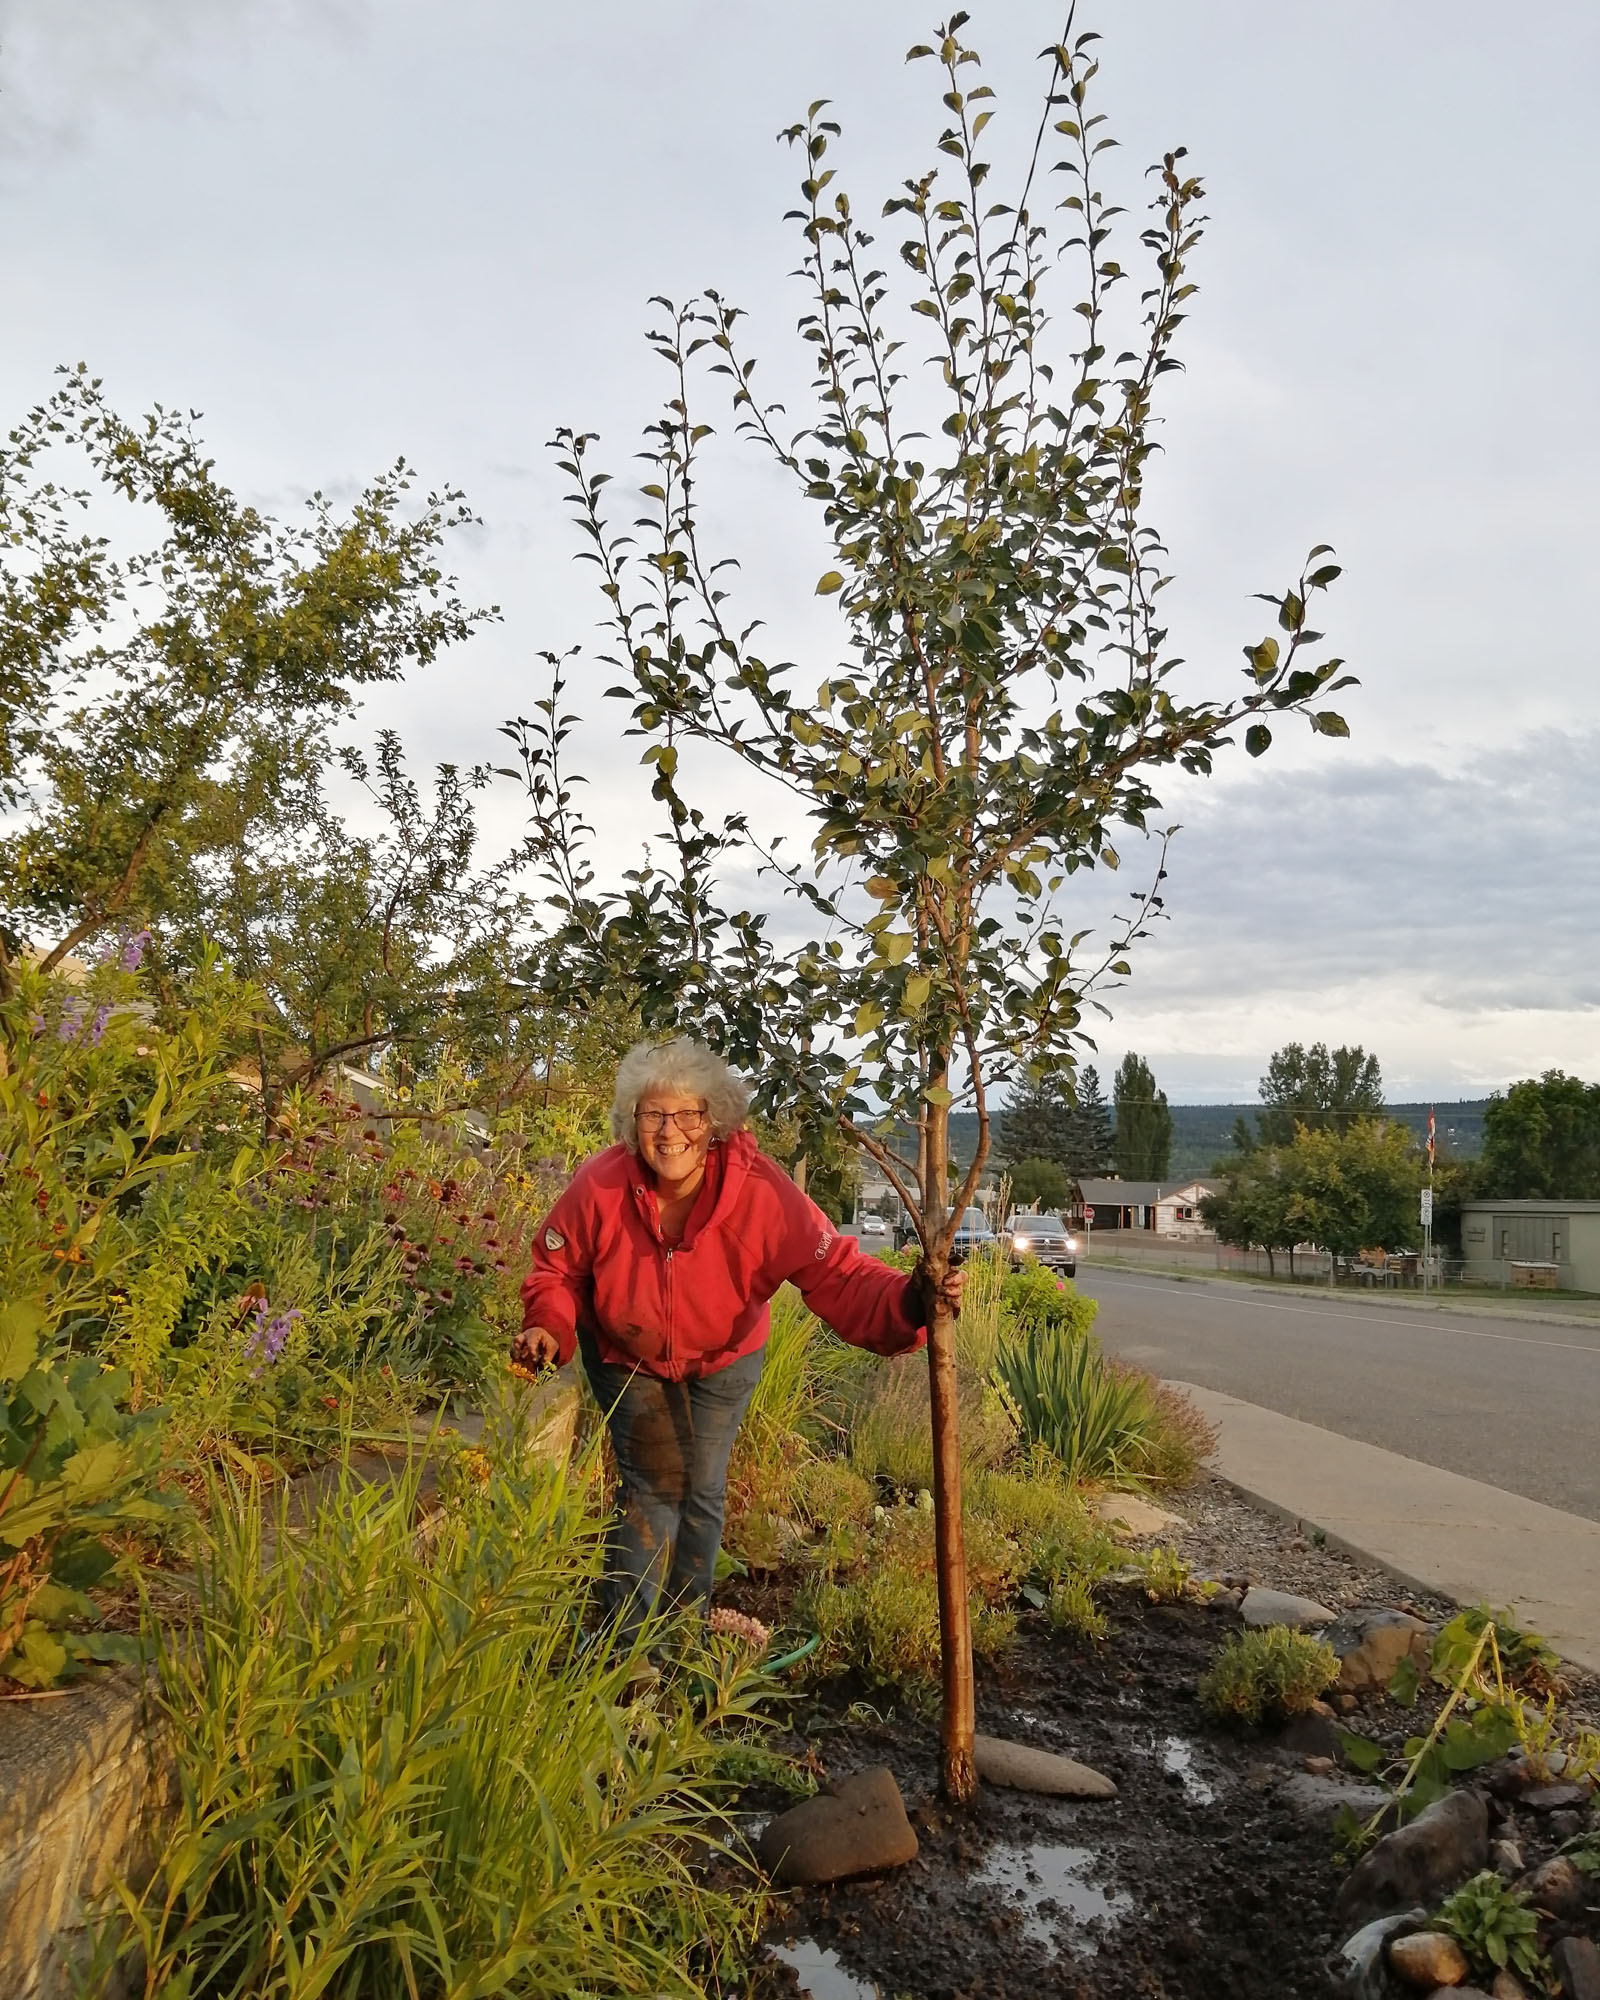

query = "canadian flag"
[1427,1106,1436,1166]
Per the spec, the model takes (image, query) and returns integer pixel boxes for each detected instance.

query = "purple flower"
[89,1004,111,1046]
[244,1301,301,1367]
[28,1012,46,1038]
[57,1000,86,1042]
[119,930,151,974]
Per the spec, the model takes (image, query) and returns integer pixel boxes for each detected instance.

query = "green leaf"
[1335,1726,1387,1774]
[815,571,845,595]
[1245,724,1272,758]
[901,973,931,1011]
[1387,1654,1420,1708]
[853,1003,884,1037]
[0,1302,44,1384]
[880,932,913,965]
[1312,711,1350,738]
[924,1084,953,1108]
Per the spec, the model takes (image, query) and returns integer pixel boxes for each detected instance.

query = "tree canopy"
[1479,1071,1600,1199]
[1113,1051,1172,1180]
[1234,1041,1384,1150]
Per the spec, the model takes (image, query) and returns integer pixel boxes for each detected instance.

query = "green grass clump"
[1198,1625,1340,1725]
[92,1425,764,2000]
[794,1455,877,1531]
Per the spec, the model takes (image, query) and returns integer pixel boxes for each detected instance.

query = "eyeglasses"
[635,1108,708,1134]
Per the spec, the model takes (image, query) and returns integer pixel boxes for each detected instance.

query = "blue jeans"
[579,1335,765,1645]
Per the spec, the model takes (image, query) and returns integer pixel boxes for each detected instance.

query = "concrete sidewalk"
[1173,1381,1600,1676]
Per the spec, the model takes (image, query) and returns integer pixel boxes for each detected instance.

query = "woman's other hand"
[511,1325,560,1371]
[938,1267,964,1316]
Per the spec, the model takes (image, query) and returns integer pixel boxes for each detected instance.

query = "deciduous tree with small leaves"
[513,13,1351,1800]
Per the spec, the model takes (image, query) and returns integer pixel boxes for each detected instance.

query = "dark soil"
[739,1590,1350,2000]
[721,1476,1600,2000]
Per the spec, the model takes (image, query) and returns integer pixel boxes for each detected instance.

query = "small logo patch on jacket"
[544,1227,566,1252]
[815,1230,833,1260]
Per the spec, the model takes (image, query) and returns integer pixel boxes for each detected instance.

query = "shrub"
[1198,1625,1340,1725]
[842,1350,1014,1495]
[794,1456,877,1532]
[1000,1266,1100,1341]
[798,1502,1020,1694]
[993,1317,1166,1484]
[1434,1871,1545,1984]
[90,1429,764,1999]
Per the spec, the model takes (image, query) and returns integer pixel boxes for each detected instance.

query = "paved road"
[1079,1265,1600,1524]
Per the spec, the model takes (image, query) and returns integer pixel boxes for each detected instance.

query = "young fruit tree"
[511,14,1351,1801]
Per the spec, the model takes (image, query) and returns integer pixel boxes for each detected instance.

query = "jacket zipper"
[663,1245,674,1373]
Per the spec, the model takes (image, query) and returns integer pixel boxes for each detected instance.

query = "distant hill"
[947,1100,1489,1179]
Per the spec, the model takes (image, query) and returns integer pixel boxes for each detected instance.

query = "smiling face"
[634,1091,712,1196]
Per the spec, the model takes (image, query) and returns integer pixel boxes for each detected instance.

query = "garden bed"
[726,1476,1599,2000]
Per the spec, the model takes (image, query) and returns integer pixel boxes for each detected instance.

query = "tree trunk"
[792,1153,808,1194]
[923,1090,975,1803]
[923,1260,975,1801]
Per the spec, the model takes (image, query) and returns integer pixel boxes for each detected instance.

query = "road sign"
[1420,1187,1433,1227]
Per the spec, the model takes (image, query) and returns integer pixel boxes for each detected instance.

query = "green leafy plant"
[1139,1545,1204,1605]
[90,1429,765,1999]
[1434,1871,1546,1984]
[992,1318,1170,1484]
[1198,1626,1339,1726]
[1432,1603,1563,1694]
[1046,1573,1108,1643]
[0,1306,173,1686]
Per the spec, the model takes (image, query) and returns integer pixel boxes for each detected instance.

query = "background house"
[1079,1178,1216,1237]
[1459,1198,1600,1290]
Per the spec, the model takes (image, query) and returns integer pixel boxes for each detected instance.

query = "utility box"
[1510,1261,1560,1289]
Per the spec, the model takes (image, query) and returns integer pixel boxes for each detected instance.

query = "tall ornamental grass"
[92,1428,765,1999]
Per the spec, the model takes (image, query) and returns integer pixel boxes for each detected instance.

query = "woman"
[514,1037,962,1641]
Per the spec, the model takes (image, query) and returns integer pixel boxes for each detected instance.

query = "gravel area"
[1174,1471,1457,1620]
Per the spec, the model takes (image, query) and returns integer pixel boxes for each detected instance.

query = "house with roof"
[1078,1177,1217,1237]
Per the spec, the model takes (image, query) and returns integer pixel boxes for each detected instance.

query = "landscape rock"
[1387,1929,1470,1988]
[756,1767,918,1886]
[1240,1585,1336,1629]
[1282,1770,1392,1826]
[1490,1839,1524,1877]
[1524,1782,1589,1813]
[1327,1608,1433,1692]
[1490,1972,1530,2000]
[1524,1854,1587,1917]
[1089,1492,1185,1540]
[1336,1908,1427,2000]
[1552,1935,1600,2000]
[1549,1809,1588,1842]
[973,1734,1117,1798]
[1336,1790,1489,1930]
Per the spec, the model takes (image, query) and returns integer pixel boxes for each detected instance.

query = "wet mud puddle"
[770,1937,881,2000]
[971,1841,1135,1957]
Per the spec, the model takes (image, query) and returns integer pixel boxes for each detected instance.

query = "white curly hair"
[610,1037,751,1151]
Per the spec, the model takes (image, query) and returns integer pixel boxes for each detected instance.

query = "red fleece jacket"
[519,1129,926,1380]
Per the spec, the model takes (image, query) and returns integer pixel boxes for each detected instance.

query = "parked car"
[856,1213,889,1241]
[1004,1211,1078,1275]
[950,1206,997,1260]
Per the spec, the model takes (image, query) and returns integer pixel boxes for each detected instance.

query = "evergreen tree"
[997,1070,1075,1169]
[1114,1052,1173,1180]
[1064,1066,1117,1177]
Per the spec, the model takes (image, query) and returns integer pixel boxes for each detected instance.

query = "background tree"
[1063,1064,1117,1178]
[1201,1148,1304,1275]
[0,369,487,992]
[1007,1155,1073,1210]
[997,1069,1074,1171]
[516,17,1349,1799]
[1234,1040,1384,1150]
[1113,1051,1172,1179]
[1479,1071,1600,1199]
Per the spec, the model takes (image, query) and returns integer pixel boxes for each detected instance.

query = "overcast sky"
[3,1,1595,1101]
